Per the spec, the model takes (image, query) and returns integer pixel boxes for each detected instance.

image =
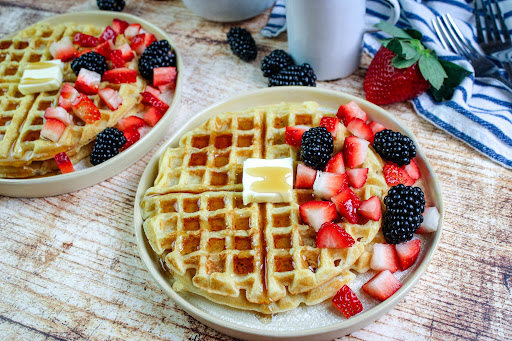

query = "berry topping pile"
[226,27,257,62]
[90,127,126,165]
[300,126,333,170]
[260,49,295,77]
[373,129,416,166]
[138,40,176,81]
[70,51,107,76]
[97,0,125,12]
[268,63,317,87]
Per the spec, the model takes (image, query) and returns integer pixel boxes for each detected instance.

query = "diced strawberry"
[130,33,156,55]
[285,125,310,147]
[332,285,363,319]
[141,91,169,114]
[124,23,141,40]
[116,115,146,131]
[313,171,348,200]
[371,244,399,273]
[347,118,374,143]
[362,270,402,301]
[54,152,74,174]
[295,163,317,189]
[75,68,101,95]
[158,89,174,104]
[346,168,368,188]
[395,239,421,271]
[76,48,92,58]
[110,49,125,69]
[102,68,137,84]
[416,207,440,234]
[368,121,386,136]
[316,222,355,248]
[72,94,101,124]
[158,83,173,93]
[153,66,177,88]
[358,196,381,221]
[331,188,362,224]
[337,101,368,126]
[299,201,338,232]
[58,83,79,111]
[383,163,415,186]
[319,117,339,138]
[343,136,369,169]
[49,37,77,62]
[145,85,161,97]
[324,152,345,174]
[73,33,98,47]
[402,159,421,180]
[98,87,123,111]
[98,25,118,44]
[112,18,129,34]
[41,118,65,142]
[143,106,164,127]
[44,107,72,125]
[120,127,141,151]
[94,39,115,59]
[118,43,135,62]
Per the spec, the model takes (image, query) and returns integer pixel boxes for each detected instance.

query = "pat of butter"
[19,60,64,95]
[242,158,294,205]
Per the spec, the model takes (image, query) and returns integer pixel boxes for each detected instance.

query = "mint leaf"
[418,52,447,90]
[405,29,423,40]
[392,54,421,68]
[428,60,472,101]
[375,21,413,39]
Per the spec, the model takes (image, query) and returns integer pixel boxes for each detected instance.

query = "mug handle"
[365,0,401,33]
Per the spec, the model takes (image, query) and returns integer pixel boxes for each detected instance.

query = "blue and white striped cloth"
[262,0,512,169]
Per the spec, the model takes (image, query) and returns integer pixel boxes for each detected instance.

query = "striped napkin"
[262,0,512,169]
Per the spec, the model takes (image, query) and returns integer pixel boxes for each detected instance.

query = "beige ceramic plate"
[134,87,443,340]
[0,11,182,197]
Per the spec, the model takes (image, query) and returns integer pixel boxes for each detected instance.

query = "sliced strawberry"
[395,239,421,271]
[299,201,338,232]
[158,89,174,105]
[343,136,369,169]
[110,49,125,69]
[143,106,164,127]
[73,33,98,47]
[362,270,402,301]
[383,163,415,186]
[316,222,355,248]
[144,85,161,97]
[130,33,156,55]
[313,171,348,200]
[402,159,421,180]
[347,118,374,143]
[319,117,339,138]
[44,107,72,125]
[54,152,74,174]
[49,37,77,62]
[295,163,316,189]
[416,207,440,234]
[370,244,399,273]
[41,118,65,142]
[285,125,309,147]
[72,94,101,124]
[120,127,141,151]
[124,23,141,40]
[346,168,368,188]
[112,18,129,34]
[153,66,177,88]
[324,152,345,174]
[332,285,363,319]
[98,87,123,111]
[75,68,101,95]
[116,115,146,131]
[331,188,362,224]
[118,43,135,62]
[141,91,170,114]
[337,101,368,126]
[368,121,386,136]
[98,25,118,44]
[94,39,115,59]
[358,196,381,221]
[102,68,137,84]
[58,83,79,111]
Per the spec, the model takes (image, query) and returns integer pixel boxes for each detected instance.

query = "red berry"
[120,127,141,151]
[140,91,170,114]
[316,222,355,248]
[383,163,415,186]
[102,68,137,84]
[332,285,363,319]
[73,33,98,47]
[54,152,75,174]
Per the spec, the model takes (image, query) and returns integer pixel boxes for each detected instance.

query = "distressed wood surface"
[1,1,511,340]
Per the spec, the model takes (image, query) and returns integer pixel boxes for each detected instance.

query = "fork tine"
[482,0,500,43]
[437,16,470,59]
[475,0,485,44]
[486,0,503,41]
[445,14,478,57]
[491,0,511,43]
[432,19,450,50]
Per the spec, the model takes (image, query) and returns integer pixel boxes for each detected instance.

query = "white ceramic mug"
[182,0,277,22]
[287,0,400,81]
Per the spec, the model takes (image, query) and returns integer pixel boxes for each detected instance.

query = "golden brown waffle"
[141,102,388,314]
[0,23,146,178]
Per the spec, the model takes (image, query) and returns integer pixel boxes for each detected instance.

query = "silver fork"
[474,0,512,79]
[433,13,512,92]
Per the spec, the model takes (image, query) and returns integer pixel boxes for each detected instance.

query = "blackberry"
[138,40,176,81]
[261,49,295,77]
[227,27,257,62]
[70,52,107,76]
[383,184,425,244]
[300,127,333,170]
[97,0,125,11]
[90,128,126,165]
[373,129,416,166]
[268,63,316,87]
